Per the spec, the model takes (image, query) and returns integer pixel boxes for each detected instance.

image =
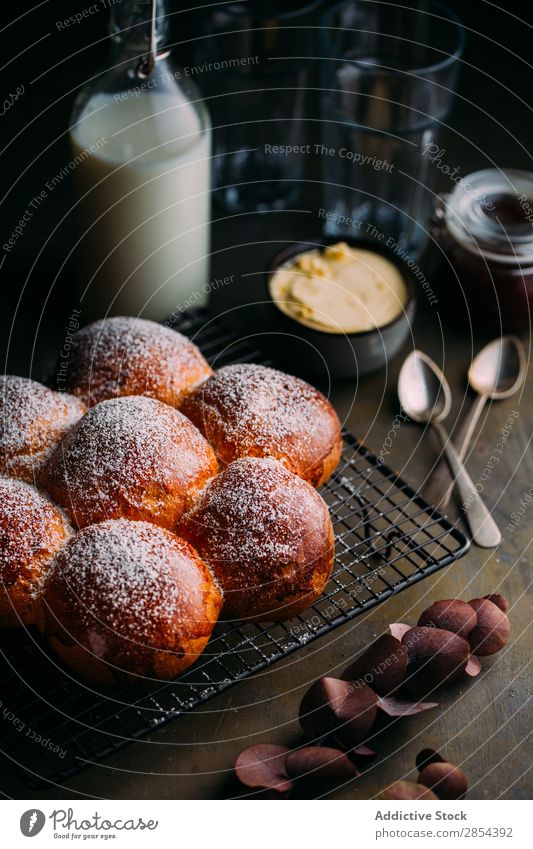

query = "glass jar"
[434,168,533,332]
[70,0,212,321]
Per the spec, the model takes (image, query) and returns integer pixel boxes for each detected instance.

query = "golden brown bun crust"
[178,457,335,623]
[0,476,72,628]
[40,396,218,530]
[181,364,342,487]
[0,376,86,483]
[37,519,222,683]
[62,316,212,408]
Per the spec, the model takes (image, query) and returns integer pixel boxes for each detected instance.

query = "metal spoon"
[423,336,526,509]
[398,350,502,548]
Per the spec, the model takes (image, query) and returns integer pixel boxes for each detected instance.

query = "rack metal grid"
[0,309,469,786]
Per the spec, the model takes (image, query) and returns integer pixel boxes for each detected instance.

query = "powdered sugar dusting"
[47,519,216,640]
[0,475,71,588]
[183,457,328,571]
[182,363,340,475]
[42,395,217,528]
[0,376,85,480]
[65,316,211,407]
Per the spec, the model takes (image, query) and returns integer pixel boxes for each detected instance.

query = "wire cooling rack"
[0,308,469,787]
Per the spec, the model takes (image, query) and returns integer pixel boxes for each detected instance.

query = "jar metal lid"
[444,168,533,264]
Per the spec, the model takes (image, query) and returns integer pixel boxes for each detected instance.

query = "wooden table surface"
[1,215,531,801]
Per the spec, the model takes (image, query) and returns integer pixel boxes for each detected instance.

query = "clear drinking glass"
[320,0,464,256]
[196,0,324,213]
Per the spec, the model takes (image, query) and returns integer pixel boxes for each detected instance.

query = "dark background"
[1,0,532,376]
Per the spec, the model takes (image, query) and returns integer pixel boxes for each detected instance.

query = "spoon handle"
[432,421,502,548]
[423,393,487,509]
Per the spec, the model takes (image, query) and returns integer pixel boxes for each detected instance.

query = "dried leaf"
[377,695,439,716]
[299,677,378,746]
[383,780,438,800]
[239,788,288,800]
[324,736,377,763]
[416,748,444,770]
[235,744,292,794]
[418,761,468,799]
[418,599,477,639]
[286,746,359,783]
[342,634,408,695]
[465,655,482,676]
[468,598,511,656]
[389,623,411,640]
[351,744,377,760]
[483,593,509,613]
[401,627,470,696]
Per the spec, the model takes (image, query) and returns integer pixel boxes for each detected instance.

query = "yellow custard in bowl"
[269,242,409,334]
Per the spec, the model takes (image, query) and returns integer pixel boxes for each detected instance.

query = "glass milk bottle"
[69,0,211,320]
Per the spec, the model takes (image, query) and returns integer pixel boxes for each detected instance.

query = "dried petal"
[325,736,377,763]
[416,748,444,770]
[465,655,482,676]
[240,788,288,800]
[383,780,438,800]
[285,746,359,783]
[483,593,509,613]
[401,627,470,696]
[418,599,477,639]
[342,634,408,695]
[389,623,411,640]
[351,745,377,760]
[235,744,293,793]
[299,677,378,746]
[467,598,511,656]
[418,761,468,799]
[377,695,439,716]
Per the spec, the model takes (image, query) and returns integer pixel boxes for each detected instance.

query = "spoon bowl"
[467,335,526,399]
[398,350,451,423]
